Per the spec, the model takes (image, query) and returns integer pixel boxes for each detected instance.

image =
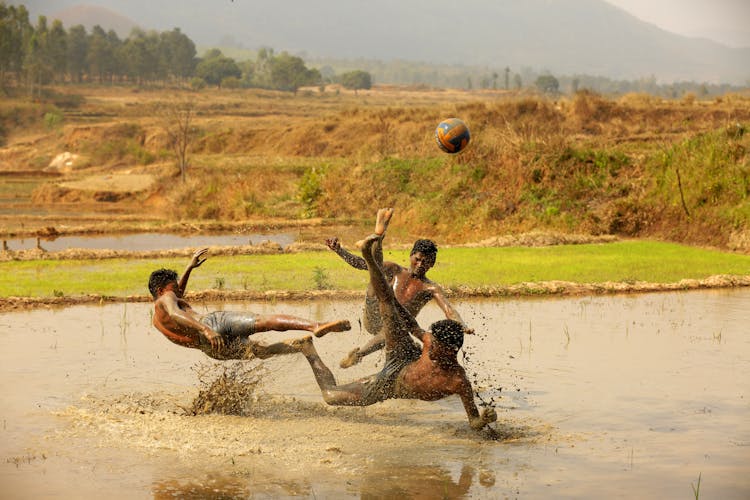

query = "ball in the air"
[435,118,470,154]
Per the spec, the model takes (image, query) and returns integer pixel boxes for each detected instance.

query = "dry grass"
[1,85,749,248]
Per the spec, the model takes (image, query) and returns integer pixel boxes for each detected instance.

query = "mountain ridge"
[18,0,750,84]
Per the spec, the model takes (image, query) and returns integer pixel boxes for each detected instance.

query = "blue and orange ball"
[435,118,470,154]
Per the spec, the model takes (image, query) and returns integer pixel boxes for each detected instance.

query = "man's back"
[393,332,469,402]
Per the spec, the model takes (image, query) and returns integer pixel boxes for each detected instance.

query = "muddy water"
[2,232,295,252]
[1,290,748,498]
[2,224,368,252]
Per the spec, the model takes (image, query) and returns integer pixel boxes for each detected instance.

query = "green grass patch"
[428,241,750,286]
[1,240,748,299]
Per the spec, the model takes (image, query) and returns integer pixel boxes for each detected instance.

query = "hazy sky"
[604,0,750,47]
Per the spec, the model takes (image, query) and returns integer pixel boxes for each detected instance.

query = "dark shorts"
[199,311,257,360]
[360,341,421,405]
[363,294,382,335]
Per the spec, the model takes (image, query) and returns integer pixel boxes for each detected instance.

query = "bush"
[297,166,325,217]
[44,111,63,130]
[221,76,241,89]
[190,77,206,90]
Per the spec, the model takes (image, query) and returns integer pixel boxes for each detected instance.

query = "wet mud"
[1,293,749,498]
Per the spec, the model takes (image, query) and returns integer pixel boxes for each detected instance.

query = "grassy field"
[1,240,748,299]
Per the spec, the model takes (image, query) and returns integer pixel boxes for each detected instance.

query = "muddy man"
[148,248,351,360]
[326,209,470,368]
[275,209,496,432]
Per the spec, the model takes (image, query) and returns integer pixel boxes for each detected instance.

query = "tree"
[159,28,196,83]
[268,51,320,94]
[195,49,240,87]
[87,25,113,82]
[47,19,67,83]
[163,100,196,183]
[121,28,159,84]
[0,4,32,87]
[513,73,522,90]
[24,15,52,97]
[66,24,87,83]
[535,74,559,94]
[250,46,274,88]
[339,70,371,94]
[104,29,123,83]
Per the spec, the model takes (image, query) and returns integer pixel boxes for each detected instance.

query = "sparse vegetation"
[1,86,749,251]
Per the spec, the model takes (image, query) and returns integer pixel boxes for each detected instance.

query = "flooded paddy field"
[2,231,296,253]
[1,290,748,498]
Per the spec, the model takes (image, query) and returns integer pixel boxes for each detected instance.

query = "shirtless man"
[148,248,351,360]
[279,211,496,432]
[326,214,468,368]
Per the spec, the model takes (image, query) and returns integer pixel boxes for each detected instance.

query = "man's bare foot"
[339,348,362,368]
[283,335,313,353]
[313,319,352,338]
[355,208,393,248]
[374,207,394,236]
[361,233,381,255]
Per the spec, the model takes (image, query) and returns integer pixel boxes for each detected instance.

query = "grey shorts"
[199,311,257,359]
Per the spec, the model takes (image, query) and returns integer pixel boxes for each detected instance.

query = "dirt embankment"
[1,274,748,313]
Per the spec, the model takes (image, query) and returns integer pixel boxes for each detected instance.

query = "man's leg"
[247,337,310,359]
[361,233,419,351]
[266,336,371,405]
[340,208,396,368]
[340,333,385,368]
[254,314,351,338]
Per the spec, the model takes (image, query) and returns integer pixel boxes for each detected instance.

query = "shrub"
[44,111,63,130]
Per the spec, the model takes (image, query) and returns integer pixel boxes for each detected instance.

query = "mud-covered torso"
[153,294,204,348]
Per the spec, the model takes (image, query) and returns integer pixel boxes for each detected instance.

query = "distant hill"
[51,4,138,38]
[20,0,750,84]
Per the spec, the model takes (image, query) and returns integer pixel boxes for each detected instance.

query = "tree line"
[2,2,743,99]
[0,3,372,94]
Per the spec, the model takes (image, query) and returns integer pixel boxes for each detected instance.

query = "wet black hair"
[410,239,437,260]
[430,319,464,351]
[148,268,178,299]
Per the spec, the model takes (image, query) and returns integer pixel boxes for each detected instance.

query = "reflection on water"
[152,475,253,499]
[2,232,295,252]
[1,290,749,498]
[359,464,491,499]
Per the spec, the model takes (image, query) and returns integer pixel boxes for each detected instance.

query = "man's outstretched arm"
[326,236,390,271]
[328,208,390,270]
[457,376,497,431]
[326,237,368,269]
[430,284,474,334]
[178,247,208,296]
